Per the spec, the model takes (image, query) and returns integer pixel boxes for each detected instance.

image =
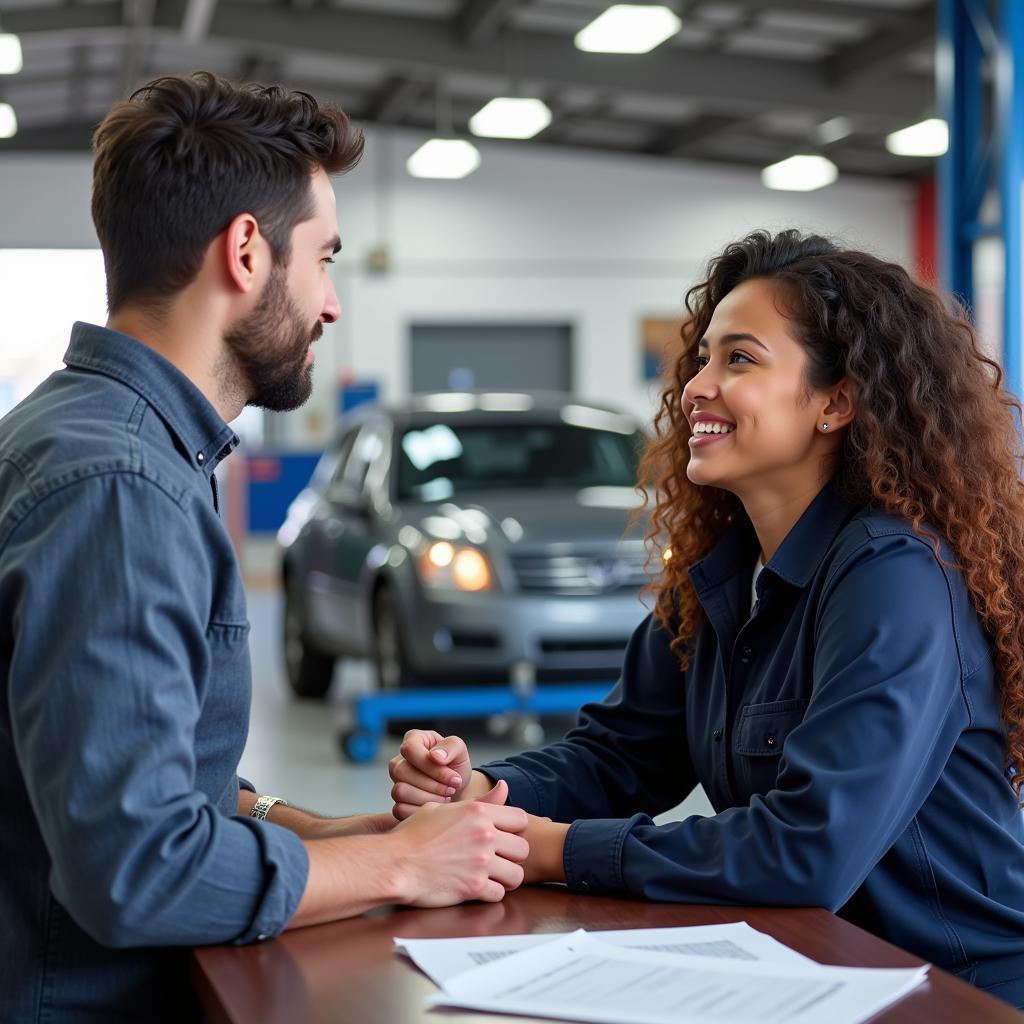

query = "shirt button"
[739,645,753,663]
[256,933,268,942]
[196,451,205,464]
[578,880,590,894]
[713,728,723,742]
[766,735,776,747]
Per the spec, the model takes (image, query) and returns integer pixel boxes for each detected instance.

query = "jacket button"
[766,735,776,747]
[713,728,723,742]
[579,880,590,894]
[739,645,753,662]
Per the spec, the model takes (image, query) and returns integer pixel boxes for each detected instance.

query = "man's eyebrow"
[324,235,342,255]
[697,332,769,352]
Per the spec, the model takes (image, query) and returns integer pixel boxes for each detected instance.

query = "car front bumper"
[401,587,649,682]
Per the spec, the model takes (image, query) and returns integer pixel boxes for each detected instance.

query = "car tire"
[283,582,335,699]
[373,585,415,691]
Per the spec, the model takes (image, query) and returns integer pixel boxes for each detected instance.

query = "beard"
[223,263,322,412]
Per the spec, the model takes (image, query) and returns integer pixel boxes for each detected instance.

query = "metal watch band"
[249,795,288,821]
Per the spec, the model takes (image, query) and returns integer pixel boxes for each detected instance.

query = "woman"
[388,230,1024,1007]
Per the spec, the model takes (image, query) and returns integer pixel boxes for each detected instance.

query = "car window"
[343,425,386,492]
[396,421,643,501]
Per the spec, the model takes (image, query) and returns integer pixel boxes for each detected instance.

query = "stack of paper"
[395,925,927,1024]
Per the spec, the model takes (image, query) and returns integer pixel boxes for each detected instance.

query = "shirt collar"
[690,479,858,595]
[64,322,239,475]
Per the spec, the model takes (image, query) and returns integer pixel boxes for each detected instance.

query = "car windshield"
[396,420,643,501]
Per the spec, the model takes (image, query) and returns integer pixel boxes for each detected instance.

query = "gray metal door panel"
[410,324,572,392]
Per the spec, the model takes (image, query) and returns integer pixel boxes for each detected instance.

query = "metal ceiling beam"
[145,1,930,120]
[825,23,935,85]
[367,75,431,123]
[646,114,745,156]
[456,0,519,47]
[0,121,99,150]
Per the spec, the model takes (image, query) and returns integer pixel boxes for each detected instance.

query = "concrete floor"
[238,586,713,824]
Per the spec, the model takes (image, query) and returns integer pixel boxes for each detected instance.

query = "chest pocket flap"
[734,698,808,756]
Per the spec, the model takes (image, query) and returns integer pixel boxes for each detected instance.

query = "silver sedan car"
[278,392,653,698]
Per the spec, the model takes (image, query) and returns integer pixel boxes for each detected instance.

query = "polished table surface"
[192,887,1021,1023]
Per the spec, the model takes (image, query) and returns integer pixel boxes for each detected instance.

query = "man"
[0,72,528,1023]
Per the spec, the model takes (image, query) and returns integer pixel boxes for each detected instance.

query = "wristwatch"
[249,794,288,821]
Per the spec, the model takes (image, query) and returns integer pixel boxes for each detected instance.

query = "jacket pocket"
[733,698,808,794]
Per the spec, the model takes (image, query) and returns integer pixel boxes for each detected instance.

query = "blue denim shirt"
[0,323,309,1022]
[482,482,1024,1007]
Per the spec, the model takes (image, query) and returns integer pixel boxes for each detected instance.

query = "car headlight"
[419,541,493,592]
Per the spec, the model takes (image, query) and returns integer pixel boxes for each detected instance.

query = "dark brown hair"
[91,71,364,312]
[638,229,1024,795]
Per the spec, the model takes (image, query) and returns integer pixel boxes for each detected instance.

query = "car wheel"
[283,582,335,699]
[373,585,414,691]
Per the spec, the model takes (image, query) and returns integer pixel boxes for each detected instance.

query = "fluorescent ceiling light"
[885,118,948,157]
[0,103,16,139]
[469,97,552,140]
[575,5,682,54]
[0,34,22,75]
[761,154,838,192]
[406,138,481,179]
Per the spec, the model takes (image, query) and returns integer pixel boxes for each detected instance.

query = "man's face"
[224,169,341,412]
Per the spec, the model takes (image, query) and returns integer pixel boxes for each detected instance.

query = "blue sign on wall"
[247,451,321,534]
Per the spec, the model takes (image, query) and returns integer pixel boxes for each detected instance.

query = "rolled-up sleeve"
[557,533,973,905]
[5,473,308,947]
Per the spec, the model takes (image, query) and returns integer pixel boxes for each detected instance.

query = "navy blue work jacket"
[482,482,1024,1007]
[0,324,308,1022]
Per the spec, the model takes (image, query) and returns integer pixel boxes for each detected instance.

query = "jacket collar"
[64,322,239,475]
[690,479,858,597]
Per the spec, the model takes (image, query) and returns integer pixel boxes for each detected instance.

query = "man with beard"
[0,72,528,1024]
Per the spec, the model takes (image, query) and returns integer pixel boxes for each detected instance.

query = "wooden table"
[192,887,1021,1023]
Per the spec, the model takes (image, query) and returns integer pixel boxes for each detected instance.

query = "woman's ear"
[820,378,855,430]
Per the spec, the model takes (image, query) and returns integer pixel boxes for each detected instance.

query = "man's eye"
[323,257,335,266]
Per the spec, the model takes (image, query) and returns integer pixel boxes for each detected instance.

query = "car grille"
[510,548,649,595]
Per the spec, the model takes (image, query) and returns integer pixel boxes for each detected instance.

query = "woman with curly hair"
[389,229,1024,1007]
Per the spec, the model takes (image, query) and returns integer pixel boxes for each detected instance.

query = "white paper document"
[424,930,928,1024]
[394,921,811,987]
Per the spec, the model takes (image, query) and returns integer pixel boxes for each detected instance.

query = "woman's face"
[681,277,831,498]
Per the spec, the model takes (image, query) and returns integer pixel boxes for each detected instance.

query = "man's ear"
[223,213,262,294]
[820,378,855,430]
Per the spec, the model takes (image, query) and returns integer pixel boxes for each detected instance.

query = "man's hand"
[389,729,494,819]
[389,780,530,906]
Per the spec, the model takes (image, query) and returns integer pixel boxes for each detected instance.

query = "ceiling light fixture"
[885,118,948,157]
[575,5,682,54]
[761,154,838,192]
[406,138,481,179]
[469,97,552,139]
[0,102,17,139]
[0,33,22,75]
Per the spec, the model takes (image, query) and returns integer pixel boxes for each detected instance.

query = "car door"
[322,420,389,651]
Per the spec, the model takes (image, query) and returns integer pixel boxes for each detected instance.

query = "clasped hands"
[389,729,569,889]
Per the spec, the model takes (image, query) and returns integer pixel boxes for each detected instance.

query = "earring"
[821,422,830,431]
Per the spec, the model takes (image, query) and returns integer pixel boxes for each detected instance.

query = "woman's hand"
[389,729,494,819]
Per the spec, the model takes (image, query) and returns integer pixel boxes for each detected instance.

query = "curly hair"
[638,228,1024,795]
[92,71,364,313]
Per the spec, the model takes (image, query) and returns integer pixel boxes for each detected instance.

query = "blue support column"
[999,0,1024,397]
[938,0,1024,398]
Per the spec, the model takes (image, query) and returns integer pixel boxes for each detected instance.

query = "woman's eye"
[323,257,335,266]
[729,350,753,365]
[695,355,709,370]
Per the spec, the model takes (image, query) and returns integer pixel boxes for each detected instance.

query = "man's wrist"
[459,770,498,802]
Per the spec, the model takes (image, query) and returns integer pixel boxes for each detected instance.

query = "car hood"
[403,487,649,550]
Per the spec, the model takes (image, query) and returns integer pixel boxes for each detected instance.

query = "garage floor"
[238,588,712,824]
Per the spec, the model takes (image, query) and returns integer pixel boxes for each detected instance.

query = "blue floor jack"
[337,663,615,763]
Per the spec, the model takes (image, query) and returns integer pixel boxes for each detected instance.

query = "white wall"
[0,130,914,443]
